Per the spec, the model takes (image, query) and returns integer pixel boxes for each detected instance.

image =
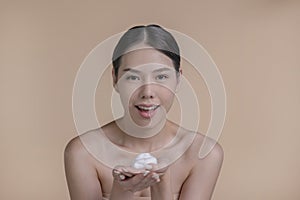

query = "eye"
[155,74,169,80]
[126,75,140,81]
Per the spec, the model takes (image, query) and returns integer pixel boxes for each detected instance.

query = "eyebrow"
[123,67,173,73]
[123,68,141,74]
[152,68,173,73]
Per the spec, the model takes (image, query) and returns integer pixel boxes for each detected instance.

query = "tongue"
[139,109,154,118]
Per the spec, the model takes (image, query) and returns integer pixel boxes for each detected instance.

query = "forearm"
[110,180,134,200]
[150,179,173,200]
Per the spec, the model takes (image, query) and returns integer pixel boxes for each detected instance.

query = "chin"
[130,108,166,128]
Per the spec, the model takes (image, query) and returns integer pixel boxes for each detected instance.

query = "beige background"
[1,0,300,199]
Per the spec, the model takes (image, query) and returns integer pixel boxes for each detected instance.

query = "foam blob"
[132,153,158,169]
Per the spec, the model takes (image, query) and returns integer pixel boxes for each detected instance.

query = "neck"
[116,113,167,138]
[115,119,177,153]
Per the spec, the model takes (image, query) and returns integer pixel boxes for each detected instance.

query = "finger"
[130,173,153,191]
[139,172,160,187]
[113,165,145,178]
[118,174,126,180]
[120,173,145,188]
[116,165,145,174]
[113,172,125,181]
[112,167,130,181]
[151,173,160,182]
[113,165,125,171]
[148,175,160,186]
[112,169,121,178]
[125,173,159,192]
[126,166,148,174]
[155,172,165,177]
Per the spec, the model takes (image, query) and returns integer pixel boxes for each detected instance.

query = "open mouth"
[135,105,160,111]
[134,104,160,118]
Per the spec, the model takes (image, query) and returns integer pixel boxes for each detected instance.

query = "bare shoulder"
[64,136,84,157]
[184,132,224,167]
[64,129,100,159]
[176,132,224,199]
[64,130,103,199]
[198,134,224,161]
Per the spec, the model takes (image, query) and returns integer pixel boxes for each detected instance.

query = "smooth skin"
[64,48,224,200]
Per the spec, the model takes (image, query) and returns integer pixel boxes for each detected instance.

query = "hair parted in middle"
[112,24,181,77]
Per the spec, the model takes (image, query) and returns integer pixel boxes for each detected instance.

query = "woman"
[64,24,224,200]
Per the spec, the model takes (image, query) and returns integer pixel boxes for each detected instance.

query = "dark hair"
[112,24,181,77]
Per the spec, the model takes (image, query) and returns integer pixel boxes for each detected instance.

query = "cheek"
[118,84,140,107]
[160,88,176,104]
[160,78,178,92]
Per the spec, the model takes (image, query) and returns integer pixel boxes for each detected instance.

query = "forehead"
[119,48,174,70]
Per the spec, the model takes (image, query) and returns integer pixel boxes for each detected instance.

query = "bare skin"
[64,121,223,200]
[64,48,224,199]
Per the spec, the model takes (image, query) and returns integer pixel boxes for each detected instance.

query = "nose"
[139,83,155,99]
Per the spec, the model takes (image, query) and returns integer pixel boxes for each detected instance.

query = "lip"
[135,104,159,110]
[136,103,159,106]
[134,104,160,118]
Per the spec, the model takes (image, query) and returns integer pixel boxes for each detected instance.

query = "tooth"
[138,105,157,111]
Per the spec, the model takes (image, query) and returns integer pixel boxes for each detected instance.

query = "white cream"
[132,153,158,169]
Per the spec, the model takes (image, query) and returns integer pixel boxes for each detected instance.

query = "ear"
[175,69,182,93]
[112,68,119,93]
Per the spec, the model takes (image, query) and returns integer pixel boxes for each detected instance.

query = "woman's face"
[113,47,180,127]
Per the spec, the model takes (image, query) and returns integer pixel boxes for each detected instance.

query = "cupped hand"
[149,159,171,180]
[112,165,161,193]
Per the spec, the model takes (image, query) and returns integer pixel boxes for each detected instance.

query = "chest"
[96,156,193,197]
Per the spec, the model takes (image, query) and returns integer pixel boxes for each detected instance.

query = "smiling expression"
[113,47,180,127]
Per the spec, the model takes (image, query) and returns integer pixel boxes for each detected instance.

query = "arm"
[110,179,135,200]
[179,143,224,200]
[149,160,174,200]
[150,169,173,200]
[110,166,160,200]
[64,137,102,200]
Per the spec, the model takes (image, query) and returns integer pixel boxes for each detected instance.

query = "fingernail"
[119,174,125,180]
[152,173,159,179]
[143,170,150,176]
